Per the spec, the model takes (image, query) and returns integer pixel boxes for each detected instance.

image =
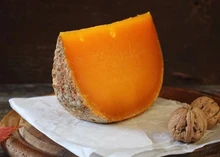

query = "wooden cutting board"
[1,87,220,157]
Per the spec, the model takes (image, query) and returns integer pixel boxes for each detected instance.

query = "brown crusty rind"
[52,36,108,123]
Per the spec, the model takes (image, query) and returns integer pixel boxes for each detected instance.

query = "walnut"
[168,104,207,143]
[191,96,220,129]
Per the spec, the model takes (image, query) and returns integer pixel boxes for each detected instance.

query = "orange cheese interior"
[60,12,163,121]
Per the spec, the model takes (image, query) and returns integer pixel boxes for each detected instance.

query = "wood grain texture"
[19,118,76,156]
[0,84,54,157]
[0,111,76,157]
[1,0,220,85]
[1,87,220,157]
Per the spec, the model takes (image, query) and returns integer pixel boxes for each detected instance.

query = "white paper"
[9,96,220,157]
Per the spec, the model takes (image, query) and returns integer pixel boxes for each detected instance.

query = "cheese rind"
[52,37,108,123]
[52,12,163,123]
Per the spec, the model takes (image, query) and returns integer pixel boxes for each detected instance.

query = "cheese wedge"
[52,12,163,123]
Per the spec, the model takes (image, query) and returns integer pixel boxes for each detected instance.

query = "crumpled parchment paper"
[9,96,220,157]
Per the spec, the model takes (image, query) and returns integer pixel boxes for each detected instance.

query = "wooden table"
[0,84,53,157]
[0,84,220,157]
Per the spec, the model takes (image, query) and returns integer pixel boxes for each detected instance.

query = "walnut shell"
[168,104,207,143]
[191,96,220,129]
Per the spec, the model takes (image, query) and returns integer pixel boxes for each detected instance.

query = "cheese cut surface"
[53,12,163,123]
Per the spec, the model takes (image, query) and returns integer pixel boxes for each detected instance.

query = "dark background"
[1,0,220,86]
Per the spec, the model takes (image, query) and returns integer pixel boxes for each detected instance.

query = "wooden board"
[1,87,220,157]
[0,111,76,157]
